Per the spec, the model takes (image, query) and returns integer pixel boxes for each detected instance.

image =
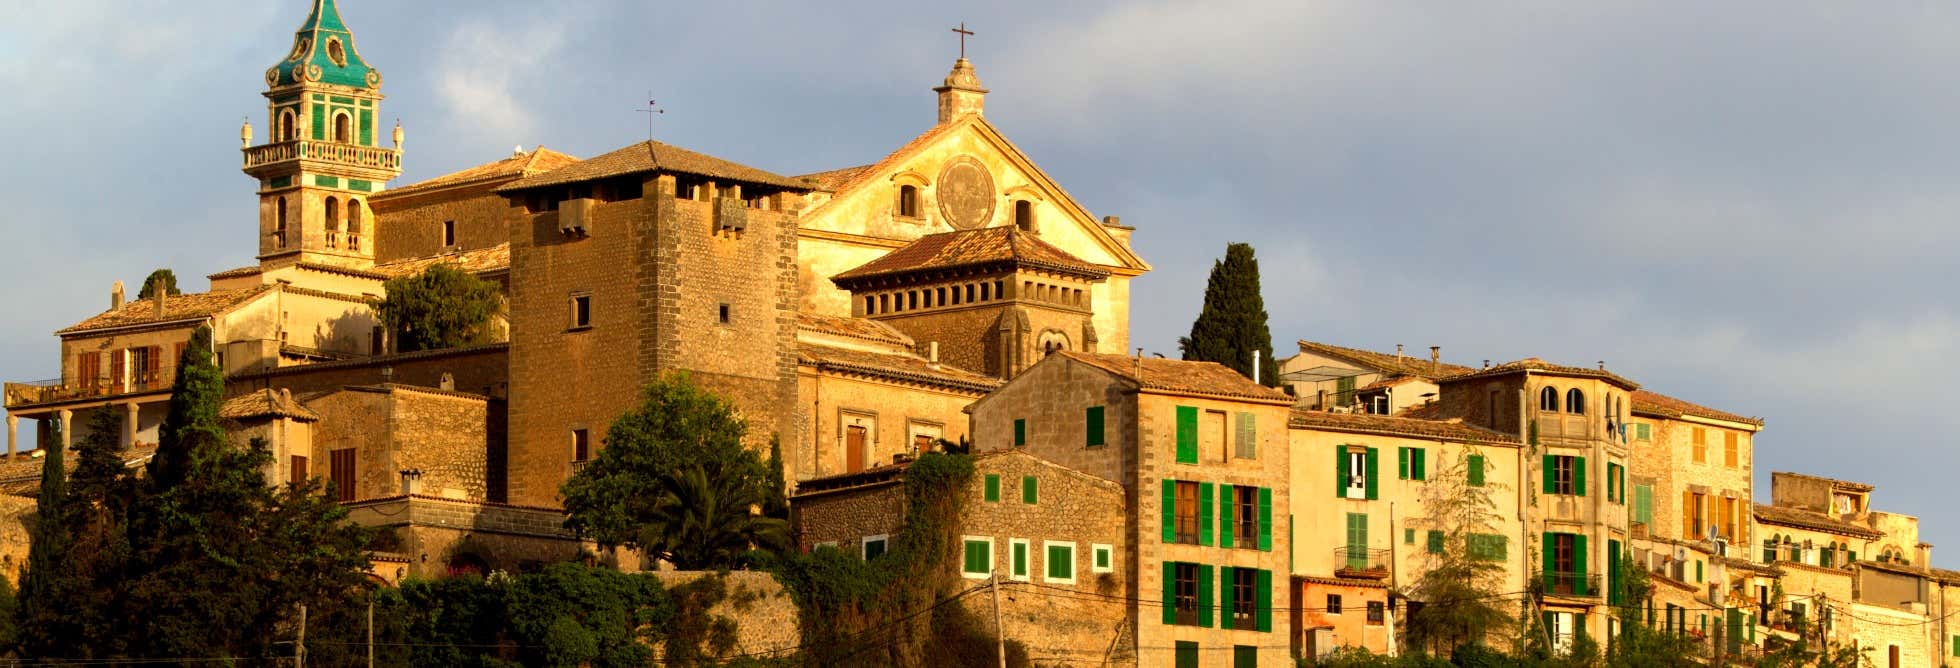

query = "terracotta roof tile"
[1632,390,1763,426]
[796,313,913,348]
[382,148,582,199]
[799,343,1001,394]
[1753,504,1883,539]
[496,140,806,192]
[1292,341,1476,379]
[832,226,1109,286]
[794,164,876,192]
[1440,357,1640,390]
[219,389,321,422]
[0,443,159,496]
[1358,376,1426,392]
[58,286,273,334]
[206,266,261,280]
[1287,410,1522,444]
[1057,352,1292,404]
[371,243,511,278]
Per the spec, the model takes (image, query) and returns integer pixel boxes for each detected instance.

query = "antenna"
[634,91,665,141]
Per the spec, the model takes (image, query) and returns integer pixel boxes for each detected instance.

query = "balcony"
[570,459,592,475]
[244,140,401,174]
[1541,572,1603,598]
[5,372,173,409]
[1334,547,1391,579]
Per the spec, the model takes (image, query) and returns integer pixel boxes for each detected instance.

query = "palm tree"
[637,465,789,570]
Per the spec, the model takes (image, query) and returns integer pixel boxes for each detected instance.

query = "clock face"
[937,156,996,230]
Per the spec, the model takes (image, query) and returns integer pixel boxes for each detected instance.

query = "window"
[1398,447,1427,481]
[330,448,356,502]
[442,220,456,246]
[1566,388,1586,415]
[327,37,347,67]
[1549,533,1581,595]
[1540,386,1560,412]
[1175,406,1197,463]
[1227,567,1256,630]
[1548,455,1582,495]
[1468,454,1486,487]
[1469,534,1507,560]
[1085,406,1105,447]
[1233,412,1256,459]
[1022,476,1037,504]
[1692,428,1707,463]
[1606,463,1623,503]
[1175,641,1199,668]
[1091,544,1113,573]
[862,535,888,561]
[325,196,341,247]
[1172,562,1199,625]
[1633,484,1654,526]
[1345,513,1368,569]
[1724,432,1739,467]
[1014,199,1034,232]
[76,351,101,390]
[278,109,296,141]
[960,537,993,579]
[1013,419,1026,446]
[1405,528,1415,545]
[1327,594,1343,614]
[1234,645,1257,668]
[718,303,731,325]
[1008,538,1029,580]
[1044,541,1076,584]
[347,199,363,249]
[1634,423,1651,441]
[334,112,351,143]
[570,294,591,329]
[1684,491,1707,539]
[983,474,999,502]
[897,185,919,217]
[275,196,289,247]
[1174,481,1200,544]
[1344,448,1372,499]
[1367,601,1386,625]
[1233,486,1259,549]
[571,429,590,462]
[289,455,309,484]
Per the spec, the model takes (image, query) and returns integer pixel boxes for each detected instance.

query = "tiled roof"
[1631,390,1763,426]
[206,265,261,280]
[372,243,511,278]
[792,458,911,495]
[796,313,913,348]
[58,285,273,334]
[1931,567,1960,585]
[1292,341,1476,379]
[496,140,807,192]
[381,148,581,198]
[794,164,876,192]
[1440,357,1640,390]
[799,343,1001,394]
[219,389,321,422]
[1058,352,1292,404]
[1753,504,1883,539]
[1287,410,1521,444]
[1358,375,1426,392]
[832,226,1109,286]
[0,444,159,496]
[1773,471,1874,493]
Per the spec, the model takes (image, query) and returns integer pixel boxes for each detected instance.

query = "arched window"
[278,109,296,141]
[275,196,288,247]
[324,196,341,248]
[347,199,363,250]
[1014,200,1034,232]
[1566,388,1586,415]
[865,296,876,315]
[1539,386,1559,412]
[334,113,352,143]
[898,185,919,217]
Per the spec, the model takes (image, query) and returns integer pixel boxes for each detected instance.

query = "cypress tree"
[15,409,80,658]
[1179,242,1277,385]
[147,326,225,489]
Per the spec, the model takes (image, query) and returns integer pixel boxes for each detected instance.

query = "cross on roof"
[951,22,975,59]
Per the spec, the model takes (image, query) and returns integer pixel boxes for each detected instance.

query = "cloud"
[432,17,569,148]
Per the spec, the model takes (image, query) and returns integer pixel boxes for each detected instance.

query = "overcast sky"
[3,1,1956,557]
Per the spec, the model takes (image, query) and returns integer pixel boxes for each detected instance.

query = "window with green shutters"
[1022,476,1038,504]
[1468,454,1486,487]
[1469,534,1507,560]
[1257,487,1273,551]
[1085,406,1105,447]
[1199,482,1216,546]
[962,538,992,578]
[1010,539,1028,580]
[1398,447,1428,480]
[1543,455,1586,496]
[1345,513,1368,569]
[1175,641,1199,668]
[1175,406,1198,463]
[1633,484,1654,525]
[1045,542,1076,584]
[1336,447,1381,500]
[1092,544,1112,572]
[1951,635,1959,657]
[1234,645,1258,668]
[1607,539,1623,606]
[1014,419,1026,446]
[1255,568,1272,632]
[1234,412,1257,459]
[984,474,1000,502]
[1405,528,1416,544]
[1426,530,1445,554]
[1196,564,1214,627]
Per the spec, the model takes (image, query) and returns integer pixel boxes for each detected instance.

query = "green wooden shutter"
[1617,465,1627,503]
[1575,534,1589,595]
[1346,514,1367,568]
[1365,448,1380,500]
[1255,569,1273,632]
[1541,533,1555,593]
[1048,544,1072,580]
[1607,539,1622,605]
[1162,561,1178,625]
[1013,541,1027,578]
[1175,406,1198,463]
[1176,642,1199,668]
[1235,644,1257,668]
[1199,483,1215,546]
[1196,564,1214,627]
[1218,566,1233,626]
[1335,447,1347,498]
[985,474,1000,502]
[1085,406,1105,447]
[1695,559,1703,583]
[1220,484,1236,549]
[1414,449,1427,481]
[1023,476,1038,504]
[1235,412,1257,459]
[965,540,987,574]
[1468,454,1485,487]
[1161,480,1176,544]
[1427,530,1444,554]
[1014,419,1026,446]
[1398,447,1409,480]
[1575,456,1588,497]
[1258,487,1274,551]
[1635,485,1653,524]
[1542,455,1556,494]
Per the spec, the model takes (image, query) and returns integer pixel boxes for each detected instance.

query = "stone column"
[56,409,72,450]
[123,402,140,450]
[5,414,16,457]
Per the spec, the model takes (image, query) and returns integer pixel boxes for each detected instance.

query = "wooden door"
[846,426,867,473]
[330,448,356,502]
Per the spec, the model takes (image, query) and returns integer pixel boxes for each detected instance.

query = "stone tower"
[241,0,402,270]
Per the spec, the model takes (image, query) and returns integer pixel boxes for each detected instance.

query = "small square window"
[1043,541,1076,585]
[961,536,993,579]
[862,534,888,561]
[1327,594,1343,615]
[718,303,731,325]
[1009,538,1030,581]
[1367,601,1385,625]
[1091,544,1113,573]
[570,294,592,329]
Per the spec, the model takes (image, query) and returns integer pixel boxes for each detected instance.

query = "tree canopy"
[137,269,181,300]
[373,264,503,352]
[1178,242,1277,385]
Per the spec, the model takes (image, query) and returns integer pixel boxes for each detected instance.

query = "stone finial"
[934,58,989,124]
[240,119,253,148]
[111,280,125,310]
[393,120,405,149]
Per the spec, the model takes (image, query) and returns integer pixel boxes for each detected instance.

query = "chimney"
[1396,344,1405,366]
[1430,346,1441,374]
[153,290,166,319]
[399,469,423,496]
[1252,350,1262,385]
[1483,359,1491,369]
[1102,216,1121,227]
[110,281,125,310]
[1597,360,1606,371]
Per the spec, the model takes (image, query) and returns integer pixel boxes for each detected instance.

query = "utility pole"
[296,603,307,668]
[992,570,1006,668]
[367,593,375,668]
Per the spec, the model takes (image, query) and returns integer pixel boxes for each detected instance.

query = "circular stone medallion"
[936,156,996,229]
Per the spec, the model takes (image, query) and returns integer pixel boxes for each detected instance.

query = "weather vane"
[635,91,665,141]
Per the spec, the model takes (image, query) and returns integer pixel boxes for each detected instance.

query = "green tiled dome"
[265,0,380,90]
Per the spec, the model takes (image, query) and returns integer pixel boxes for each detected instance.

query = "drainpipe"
[1389,499,1398,657]
[1519,386,1531,602]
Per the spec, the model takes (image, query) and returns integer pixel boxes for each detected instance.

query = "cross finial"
[634,91,665,141]
[951,22,975,60]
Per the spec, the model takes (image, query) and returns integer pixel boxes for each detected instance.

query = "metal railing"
[1541,572,1604,598]
[1334,547,1391,578]
[4,371,173,408]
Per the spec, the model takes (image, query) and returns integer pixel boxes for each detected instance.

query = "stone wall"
[303,385,496,502]
[650,571,802,662]
[795,369,983,482]
[228,344,509,400]
[791,478,906,554]
[370,181,513,263]
[342,494,623,580]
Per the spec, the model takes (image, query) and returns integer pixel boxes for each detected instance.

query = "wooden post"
[367,594,374,668]
[296,603,307,668]
[992,571,1006,668]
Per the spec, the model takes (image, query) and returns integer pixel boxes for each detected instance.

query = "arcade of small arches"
[859,277,1089,317]
[269,194,367,252]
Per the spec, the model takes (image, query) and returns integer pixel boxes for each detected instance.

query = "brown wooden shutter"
[330,449,356,502]
[110,350,126,389]
[290,455,309,484]
[146,346,162,383]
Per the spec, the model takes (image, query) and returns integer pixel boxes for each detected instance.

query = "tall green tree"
[562,372,784,569]
[137,268,181,300]
[1404,448,1513,654]
[1604,563,1702,668]
[14,406,81,659]
[372,264,503,352]
[1178,242,1277,385]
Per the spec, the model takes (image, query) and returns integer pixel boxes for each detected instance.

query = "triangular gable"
[799,114,1149,275]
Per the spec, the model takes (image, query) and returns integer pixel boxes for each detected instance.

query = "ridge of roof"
[219,388,322,422]
[59,285,275,334]
[1631,389,1763,427]
[1056,352,1291,404]
[496,140,807,192]
[831,226,1109,286]
[1292,341,1477,378]
[380,148,581,199]
[1753,503,1884,539]
[1440,357,1640,390]
[1287,409,1522,444]
[796,313,914,349]
[799,342,1001,394]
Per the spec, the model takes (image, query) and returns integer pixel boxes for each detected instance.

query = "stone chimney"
[934,58,988,124]
[153,290,166,319]
[111,281,125,310]
[1396,344,1405,366]
[1430,346,1440,374]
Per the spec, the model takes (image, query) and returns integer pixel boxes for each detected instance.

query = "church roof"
[380,148,581,199]
[796,313,913,349]
[794,164,877,192]
[372,243,511,278]
[799,123,962,206]
[799,343,1001,394]
[219,389,322,422]
[496,140,807,192]
[267,0,380,90]
[1055,352,1292,404]
[831,226,1109,288]
[58,286,274,335]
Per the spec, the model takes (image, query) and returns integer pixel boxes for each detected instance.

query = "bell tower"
[241,0,402,269]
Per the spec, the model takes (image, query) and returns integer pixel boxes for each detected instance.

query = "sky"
[1,1,1956,556]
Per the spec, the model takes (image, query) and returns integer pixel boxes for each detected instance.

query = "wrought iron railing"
[1334,547,1391,578]
[4,371,173,408]
[1541,572,1604,598]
